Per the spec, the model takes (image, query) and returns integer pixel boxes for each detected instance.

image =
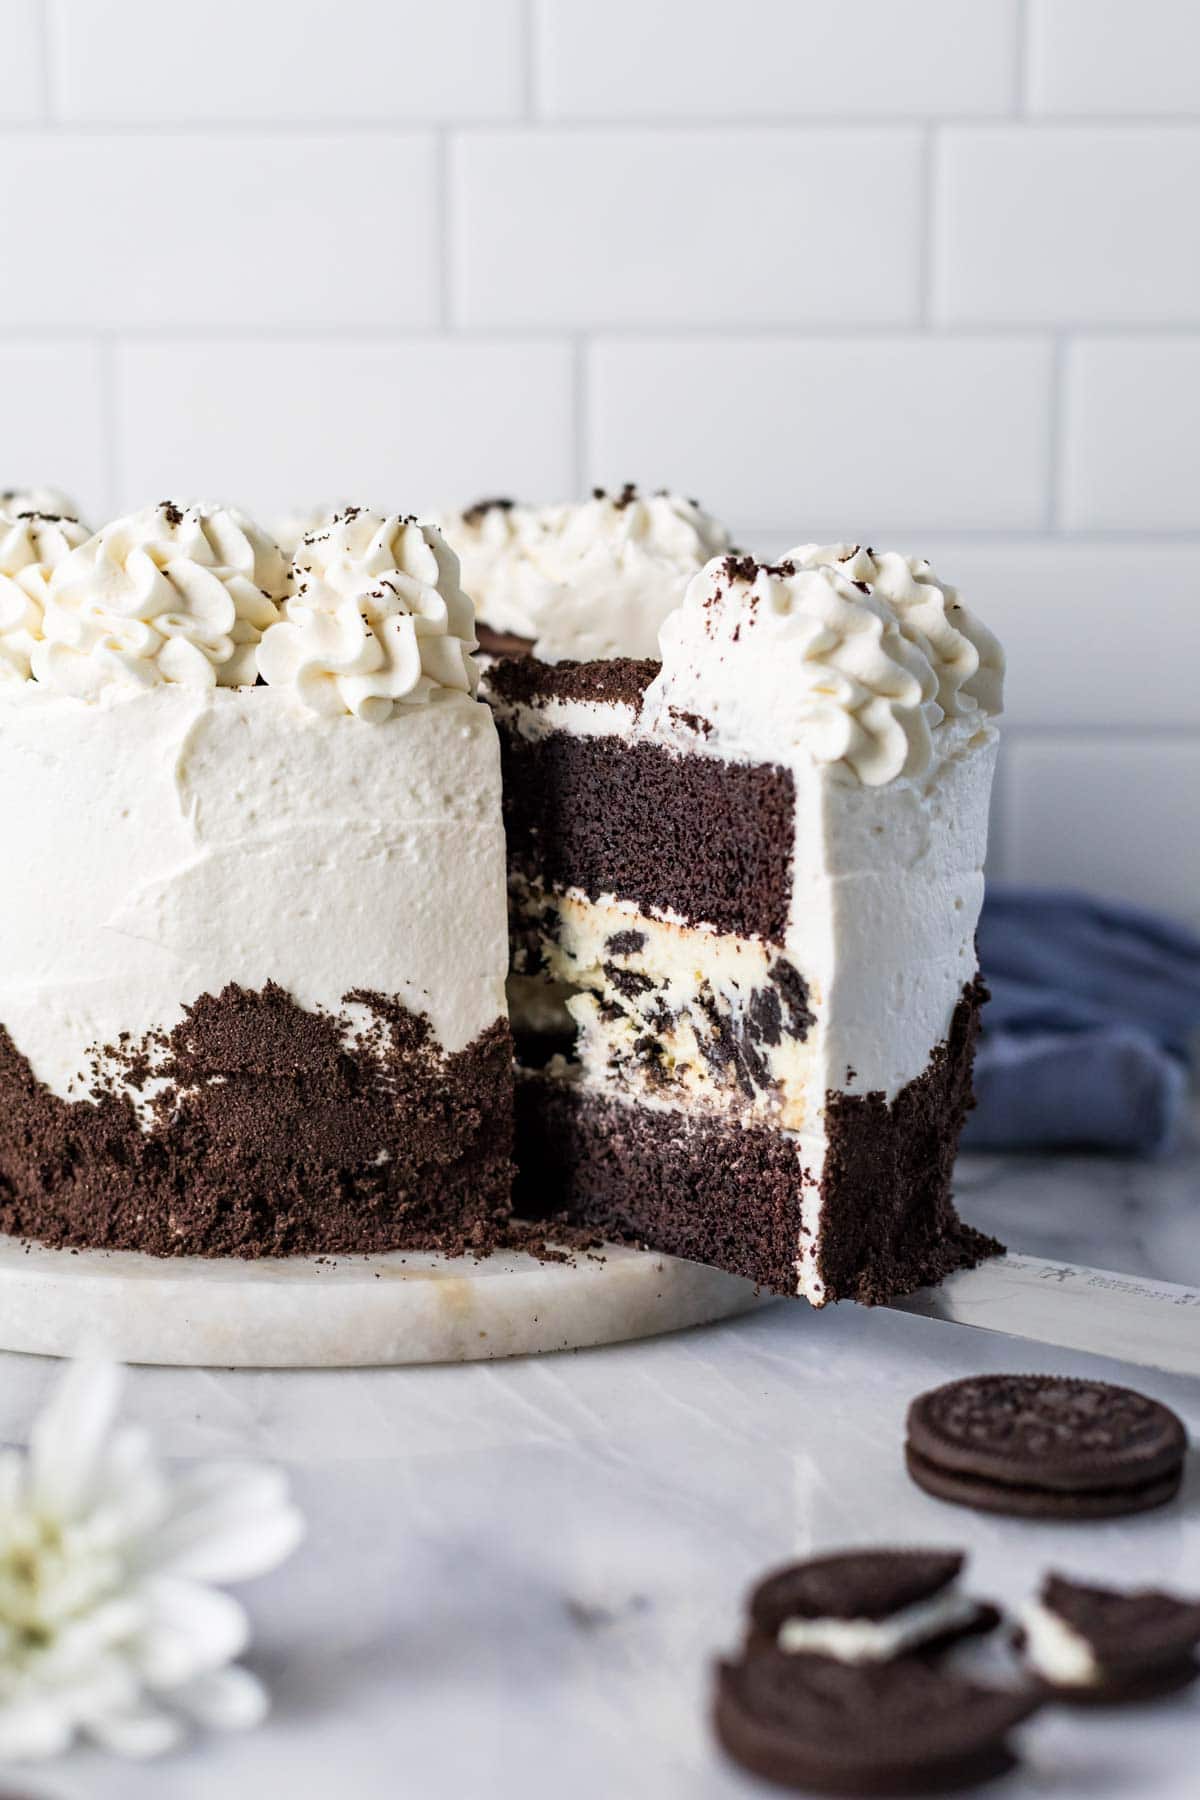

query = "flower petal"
[130,1577,250,1687]
[28,1360,123,1520]
[170,1663,269,1734]
[138,1464,304,1582]
[80,1700,183,1760]
[0,1695,77,1762]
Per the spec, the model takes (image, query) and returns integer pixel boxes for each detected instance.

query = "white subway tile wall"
[6,1,1199,910]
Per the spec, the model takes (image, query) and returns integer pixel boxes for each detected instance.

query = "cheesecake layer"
[509,880,818,1129]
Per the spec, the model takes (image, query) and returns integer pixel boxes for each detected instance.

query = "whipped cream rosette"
[31,501,287,698]
[0,512,90,680]
[258,509,478,722]
[0,485,85,524]
[434,485,730,662]
[786,543,1005,724]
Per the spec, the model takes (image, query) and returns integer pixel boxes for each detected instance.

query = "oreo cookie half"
[1018,1572,1200,1705]
[906,1375,1187,1520]
[714,1651,1041,1795]
[747,1549,999,1661]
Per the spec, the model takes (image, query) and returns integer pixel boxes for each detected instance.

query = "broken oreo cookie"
[746,1548,999,1661]
[1019,1572,1200,1705]
[906,1374,1187,1520]
[714,1652,1040,1795]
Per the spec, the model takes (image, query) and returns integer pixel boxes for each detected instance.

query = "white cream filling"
[1019,1601,1102,1688]
[778,1589,979,1662]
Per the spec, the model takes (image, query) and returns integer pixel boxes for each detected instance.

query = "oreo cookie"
[905,1375,1187,1520]
[713,1651,1041,1795]
[747,1549,999,1661]
[1018,1572,1200,1705]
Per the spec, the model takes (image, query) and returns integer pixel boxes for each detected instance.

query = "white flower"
[0,1361,304,1762]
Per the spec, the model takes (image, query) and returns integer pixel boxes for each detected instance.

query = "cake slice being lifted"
[490,544,1005,1305]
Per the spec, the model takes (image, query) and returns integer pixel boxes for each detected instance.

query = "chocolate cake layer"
[486,654,658,709]
[0,983,514,1258]
[500,725,796,944]
[513,979,999,1302]
[514,1077,805,1292]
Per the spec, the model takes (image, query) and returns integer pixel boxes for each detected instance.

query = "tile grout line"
[34,0,54,123]
[435,129,452,330]
[571,337,588,494]
[1044,335,1067,533]
[6,117,1200,137]
[521,0,539,121]
[918,126,937,328]
[96,332,120,515]
[1013,0,1031,116]
[4,324,1197,346]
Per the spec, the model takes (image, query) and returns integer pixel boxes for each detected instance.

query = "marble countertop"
[3,1123,1199,1800]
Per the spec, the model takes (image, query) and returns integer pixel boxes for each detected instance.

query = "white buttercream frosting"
[0,486,86,525]
[31,502,287,699]
[272,501,349,557]
[777,1590,980,1663]
[0,682,509,1102]
[434,486,730,662]
[258,509,477,722]
[0,512,90,680]
[1019,1600,1101,1687]
[645,545,1003,787]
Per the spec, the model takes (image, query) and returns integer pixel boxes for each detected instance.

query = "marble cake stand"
[0,1232,763,1367]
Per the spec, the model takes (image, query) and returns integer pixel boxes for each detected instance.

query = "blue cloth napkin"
[966,889,1200,1156]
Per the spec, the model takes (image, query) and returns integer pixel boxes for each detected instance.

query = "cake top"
[0,511,92,682]
[645,543,1004,786]
[30,501,288,699]
[434,485,730,663]
[257,507,478,722]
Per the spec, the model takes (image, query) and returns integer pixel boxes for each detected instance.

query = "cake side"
[0,986,513,1258]
[0,504,516,1257]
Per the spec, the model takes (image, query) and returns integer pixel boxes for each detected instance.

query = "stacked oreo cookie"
[905,1375,1187,1521]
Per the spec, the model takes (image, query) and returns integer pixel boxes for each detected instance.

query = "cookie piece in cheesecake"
[746,1549,999,1661]
[906,1375,1187,1520]
[713,1651,1040,1795]
[1018,1573,1200,1705]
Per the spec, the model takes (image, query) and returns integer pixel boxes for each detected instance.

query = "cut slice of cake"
[0,503,512,1257]
[435,485,730,663]
[490,544,1005,1305]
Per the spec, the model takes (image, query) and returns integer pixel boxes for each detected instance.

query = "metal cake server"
[888,1253,1200,1380]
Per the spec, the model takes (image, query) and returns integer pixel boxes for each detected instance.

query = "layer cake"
[0,488,1005,1307]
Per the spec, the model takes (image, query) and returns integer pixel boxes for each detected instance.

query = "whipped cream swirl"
[647,544,1001,786]
[32,502,287,699]
[786,544,1005,721]
[0,486,86,525]
[434,486,730,662]
[257,509,478,722]
[0,512,90,680]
